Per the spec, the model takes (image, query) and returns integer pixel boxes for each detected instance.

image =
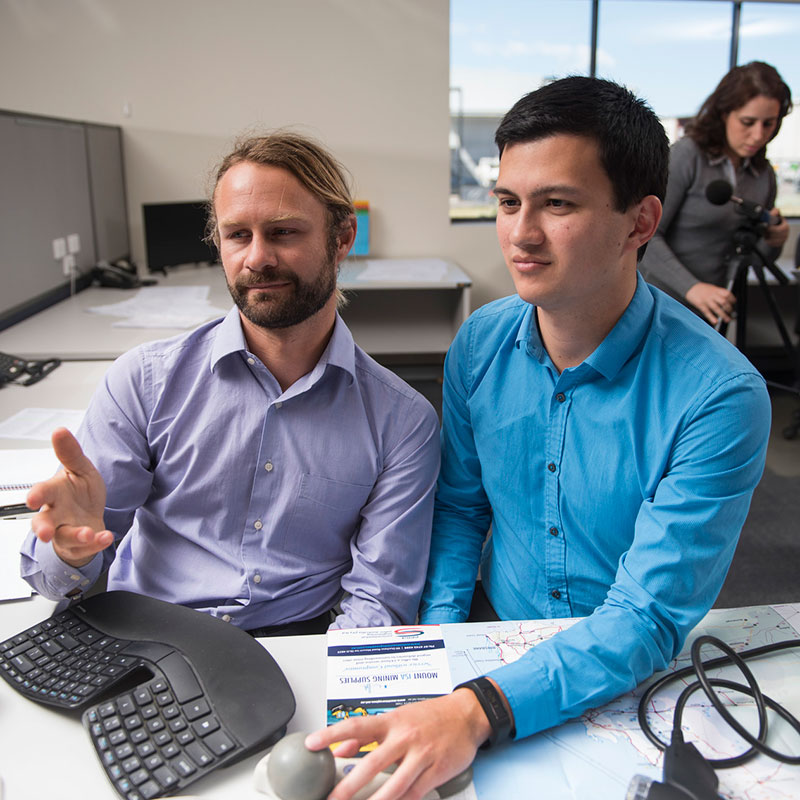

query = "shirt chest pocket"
[277,473,374,562]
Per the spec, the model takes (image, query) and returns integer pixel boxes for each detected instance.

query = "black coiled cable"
[637,634,800,769]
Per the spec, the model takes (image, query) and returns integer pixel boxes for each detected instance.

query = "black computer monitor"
[142,201,218,273]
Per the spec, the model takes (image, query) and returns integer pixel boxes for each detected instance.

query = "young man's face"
[494,134,642,317]
[215,161,352,330]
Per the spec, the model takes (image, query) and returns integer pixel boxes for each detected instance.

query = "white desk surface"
[0,361,110,450]
[0,594,327,800]
[0,266,231,361]
[0,259,471,362]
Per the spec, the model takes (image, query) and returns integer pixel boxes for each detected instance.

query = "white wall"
[0,0,513,310]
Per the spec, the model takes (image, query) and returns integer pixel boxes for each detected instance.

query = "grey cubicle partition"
[0,110,129,331]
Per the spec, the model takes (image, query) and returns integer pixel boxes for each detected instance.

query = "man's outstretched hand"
[27,427,112,567]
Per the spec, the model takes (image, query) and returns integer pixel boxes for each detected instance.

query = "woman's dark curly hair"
[686,61,792,169]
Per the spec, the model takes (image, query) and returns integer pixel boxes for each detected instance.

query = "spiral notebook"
[0,449,59,514]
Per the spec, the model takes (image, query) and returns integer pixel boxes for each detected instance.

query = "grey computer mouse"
[266,732,336,800]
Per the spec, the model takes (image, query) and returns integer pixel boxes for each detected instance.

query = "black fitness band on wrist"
[454,676,515,748]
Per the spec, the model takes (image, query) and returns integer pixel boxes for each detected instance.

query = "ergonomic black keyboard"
[0,591,296,799]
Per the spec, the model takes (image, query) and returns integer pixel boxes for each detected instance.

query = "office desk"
[0,260,471,361]
[2,597,799,800]
[0,594,326,800]
[0,361,110,449]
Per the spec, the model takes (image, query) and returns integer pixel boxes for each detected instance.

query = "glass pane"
[739,2,800,217]
[450,0,592,221]
[596,0,731,139]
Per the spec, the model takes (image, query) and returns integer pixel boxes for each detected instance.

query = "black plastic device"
[0,350,61,386]
[0,591,296,799]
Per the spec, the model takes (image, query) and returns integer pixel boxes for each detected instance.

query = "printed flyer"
[326,624,451,728]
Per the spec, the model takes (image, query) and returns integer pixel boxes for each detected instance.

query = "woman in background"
[640,61,792,325]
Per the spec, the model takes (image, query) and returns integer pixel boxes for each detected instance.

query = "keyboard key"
[130,728,148,745]
[185,740,213,767]
[183,698,210,721]
[169,717,187,733]
[192,716,219,738]
[8,641,34,657]
[113,702,134,724]
[130,768,150,786]
[54,632,80,650]
[162,742,180,759]
[41,640,63,656]
[115,743,134,760]
[156,652,202,703]
[205,729,236,756]
[122,755,141,773]
[117,694,135,716]
[153,765,178,789]
[134,687,152,705]
[153,730,171,747]
[139,779,160,799]
[146,718,165,733]
[155,691,174,706]
[176,729,194,746]
[143,753,163,771]
[10,654,35,674]
[170,755,197,778]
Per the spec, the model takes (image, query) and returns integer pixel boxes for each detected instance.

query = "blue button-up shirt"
[22,308,440,629]
[420,276,770,738]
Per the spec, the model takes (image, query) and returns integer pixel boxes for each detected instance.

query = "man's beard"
[226,254,337,330]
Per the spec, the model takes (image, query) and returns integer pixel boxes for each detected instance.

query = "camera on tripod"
[705,179,800,438]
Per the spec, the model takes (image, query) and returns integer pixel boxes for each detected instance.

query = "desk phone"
[0,350,61,386]
[0,591,295,799]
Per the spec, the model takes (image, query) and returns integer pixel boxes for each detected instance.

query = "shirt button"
[254,519,263,530]
[247,357,255,365]
[264,461,273,472]
[556,392,566,403]
[253,574,262,584]
[547,462,557,473]
[274,401,283,409]
[222,614,231,623]
[549,527,559,537]
[551,589,561,600]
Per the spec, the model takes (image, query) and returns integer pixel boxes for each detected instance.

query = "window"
[450,0,592,220]
[450,0,800,220]
[739,2,800,215]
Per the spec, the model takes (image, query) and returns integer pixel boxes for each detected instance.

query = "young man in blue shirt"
[307,77,770,799]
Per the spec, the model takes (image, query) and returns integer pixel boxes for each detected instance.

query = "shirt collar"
[515,274,654,381]
[584,274,653,380]
[210,306,357,385]
[706,150,759,178]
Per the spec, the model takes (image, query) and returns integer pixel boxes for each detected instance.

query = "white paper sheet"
[354,259,450,283]
[0,519,34,600]
[86,286,228,329]
[0,408,85,442]
[0,448,59,509]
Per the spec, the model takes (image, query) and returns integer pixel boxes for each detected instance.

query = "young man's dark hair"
[495,76,669,212]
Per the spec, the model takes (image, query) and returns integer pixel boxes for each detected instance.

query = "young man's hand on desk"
[305,685,500,800]
[27,427,112,567]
